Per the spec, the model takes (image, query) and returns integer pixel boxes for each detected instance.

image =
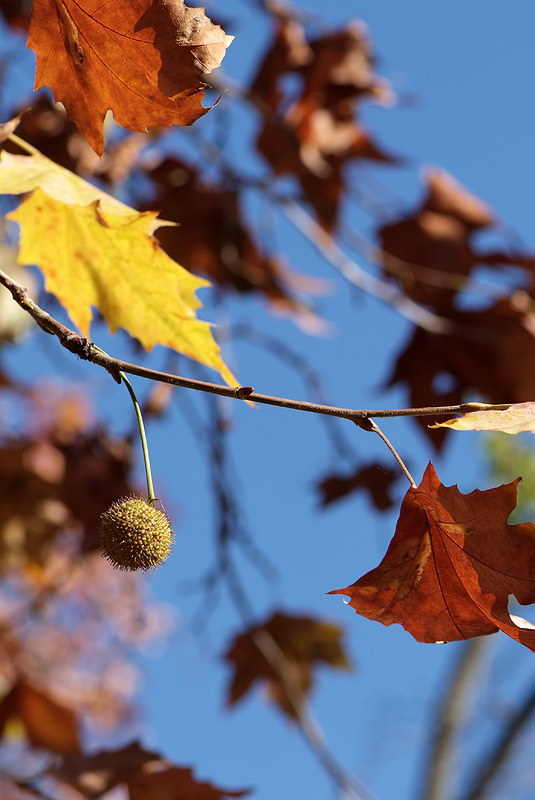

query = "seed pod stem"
[119,370,156,503]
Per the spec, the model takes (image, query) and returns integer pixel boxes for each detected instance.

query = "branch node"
[355,417,374,432]
[61,333,92,359]
[236,385,255,399]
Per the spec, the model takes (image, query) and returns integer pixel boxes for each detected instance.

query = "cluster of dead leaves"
[376,171,535,448]
[0,0,242,386]
[251,15,395,230]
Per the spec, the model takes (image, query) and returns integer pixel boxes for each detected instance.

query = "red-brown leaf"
[27,0,233,154]
[331,463,535,651]
[51,742,165,797]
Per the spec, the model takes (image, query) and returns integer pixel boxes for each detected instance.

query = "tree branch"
[0,269,510,431]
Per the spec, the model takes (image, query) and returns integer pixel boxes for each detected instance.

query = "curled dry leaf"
[331,463,535,652]
[27,0,233,154]
[431,402,535,435]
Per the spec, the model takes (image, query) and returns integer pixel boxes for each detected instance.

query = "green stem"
[119,371,156,503]
[91,345,156,503]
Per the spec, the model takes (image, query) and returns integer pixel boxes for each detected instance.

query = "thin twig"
[0,268,510,429]
[340,223,512,301]
[251,624,379,800]
[282,200,484,338]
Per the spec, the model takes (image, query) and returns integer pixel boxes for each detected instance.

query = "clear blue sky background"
[2,3,535,800]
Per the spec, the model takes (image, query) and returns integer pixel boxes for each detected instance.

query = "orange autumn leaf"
[27,0,233,154]
[331,463,535,652]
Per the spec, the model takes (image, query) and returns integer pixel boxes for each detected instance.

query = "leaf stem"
[362,418,417,487]
[90,343,156,502]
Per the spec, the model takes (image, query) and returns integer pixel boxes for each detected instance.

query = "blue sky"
[2,2,535,799]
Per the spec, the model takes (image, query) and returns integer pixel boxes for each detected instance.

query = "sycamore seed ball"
[99,496,173,571]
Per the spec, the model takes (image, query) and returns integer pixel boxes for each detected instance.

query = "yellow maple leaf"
[7,189,236,386]
[0,148,236,386]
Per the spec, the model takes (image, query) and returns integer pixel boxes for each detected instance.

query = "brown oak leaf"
[224,611,351,719]
[331,463,535,652]
[27,0,233,154]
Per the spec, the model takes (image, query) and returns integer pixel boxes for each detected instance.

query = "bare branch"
[0,268,510,428]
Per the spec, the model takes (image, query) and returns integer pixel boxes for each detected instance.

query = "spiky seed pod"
[99,496,173,571]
